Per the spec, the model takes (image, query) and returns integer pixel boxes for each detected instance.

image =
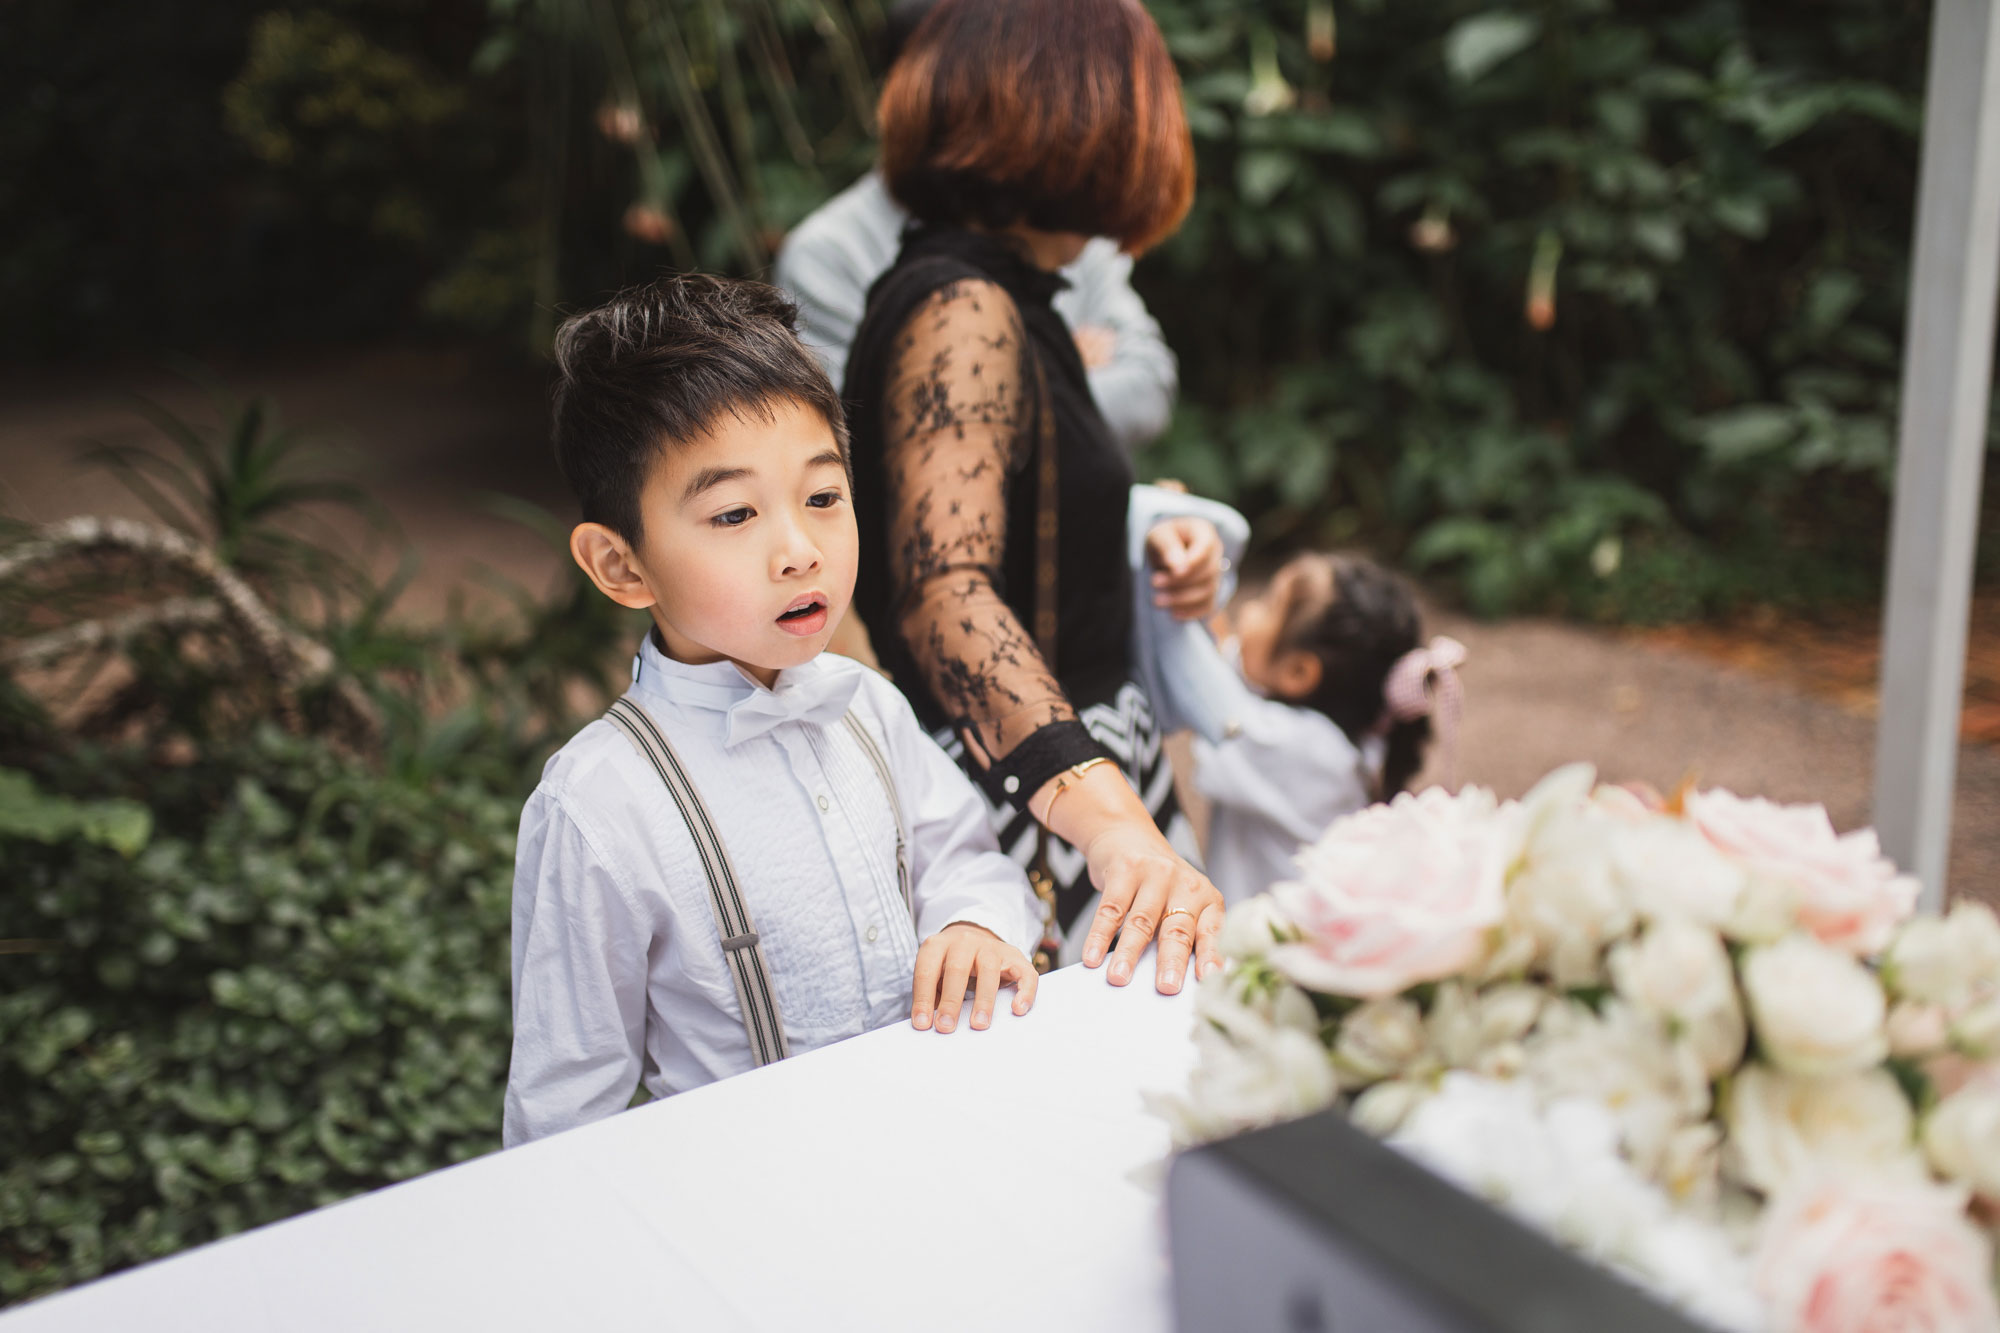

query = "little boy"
[503,274,1042,1147]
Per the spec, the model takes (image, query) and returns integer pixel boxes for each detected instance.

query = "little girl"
[1129,485,1466,903]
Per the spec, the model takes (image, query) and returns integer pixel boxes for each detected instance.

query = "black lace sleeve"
[879,278,1103,803]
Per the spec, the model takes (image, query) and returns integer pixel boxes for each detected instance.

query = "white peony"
[1740,934,1888,1076]
[1923,1067,2000,1200]
[1722,1063,1924,1197]
[1268,786,1514,999]
[1609,918,1748,1078]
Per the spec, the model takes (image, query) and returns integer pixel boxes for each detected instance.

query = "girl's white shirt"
[503,636,1038,1147]
[1190,659,1385,905]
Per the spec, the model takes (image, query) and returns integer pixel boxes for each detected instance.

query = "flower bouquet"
[1154,766,2000,1332]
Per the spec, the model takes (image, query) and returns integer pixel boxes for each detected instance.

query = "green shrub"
[0,393,634,1305]
[0,732,516,1303]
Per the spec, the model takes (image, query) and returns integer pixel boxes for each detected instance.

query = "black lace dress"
[842,226,1196,939]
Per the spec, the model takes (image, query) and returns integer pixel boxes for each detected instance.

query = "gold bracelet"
[1039,757,1115,828]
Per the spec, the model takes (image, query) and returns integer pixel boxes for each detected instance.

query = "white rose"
[1686,789,1919,956]
[1886,1000,1952,1059]
[1609,918,1748,1078]
[1147,973,1337,1146]
[1526,999,1710,1182]
[1723,1063,1924,1196]
[1741,934,1888,1076]
[1952,994,2000,1058]
[1216,892,1296,962]
[1883,899,2000,1011]
[1609,815,1751,931]
[1268,786,1513,999]
[1349,1078,1428,1137]
[1924,1068,2000,1199]
[1656,1120,1724,1212]
[1507,767,1634,986]
[1332,996,1426,1087]
[1753,1175,2000,1333]
[1425,981,1546,1070]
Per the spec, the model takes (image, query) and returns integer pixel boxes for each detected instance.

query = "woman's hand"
[910,922,1039,1033]
[1078,821,1224,994]
[1145,516,1225,622]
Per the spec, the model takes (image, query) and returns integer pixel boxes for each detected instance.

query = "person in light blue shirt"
[772,0,1178,454]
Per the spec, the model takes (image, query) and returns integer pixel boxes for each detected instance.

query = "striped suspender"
[605,696,915,1068]
[840,712,912,916]
[605,697,789,1066]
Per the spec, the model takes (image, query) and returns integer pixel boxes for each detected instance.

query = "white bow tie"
[631,638,863,748]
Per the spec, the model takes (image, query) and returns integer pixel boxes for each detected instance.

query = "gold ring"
[1163,907,1194,922]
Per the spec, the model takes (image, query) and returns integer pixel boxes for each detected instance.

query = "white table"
[3,954,1198,1332]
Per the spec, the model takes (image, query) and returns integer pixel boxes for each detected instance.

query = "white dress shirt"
[504,637,1039,1147]
[771,169,1179,451]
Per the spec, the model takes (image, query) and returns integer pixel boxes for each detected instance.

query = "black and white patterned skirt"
[935,680,1202,966]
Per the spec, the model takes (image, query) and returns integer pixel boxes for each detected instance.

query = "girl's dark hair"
[550,274,846,546]
[1279,555,1430,797]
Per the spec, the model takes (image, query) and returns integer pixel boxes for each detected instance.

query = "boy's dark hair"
[1280,556,1431,798]
[550,274,846,545]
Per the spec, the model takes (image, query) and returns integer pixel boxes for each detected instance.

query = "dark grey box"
[1167,1109,1711,1333]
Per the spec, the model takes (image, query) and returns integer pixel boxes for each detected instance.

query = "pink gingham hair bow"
[1381,635,1467,790]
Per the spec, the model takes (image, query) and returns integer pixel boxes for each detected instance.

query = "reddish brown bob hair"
[878,0,1195,255]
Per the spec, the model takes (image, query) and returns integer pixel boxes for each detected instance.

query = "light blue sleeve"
[1126,484,1256,743]
[1059,239,1178,451]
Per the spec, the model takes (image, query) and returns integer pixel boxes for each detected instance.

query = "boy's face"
[571,398,857,687]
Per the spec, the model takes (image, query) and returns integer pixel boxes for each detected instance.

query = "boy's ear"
[569,523,658,610]
[1270,648,1322,700]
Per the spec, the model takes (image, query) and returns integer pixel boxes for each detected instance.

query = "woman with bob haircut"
[842,0,1226,997]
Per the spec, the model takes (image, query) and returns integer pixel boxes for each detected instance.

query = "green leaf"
[1698,405,1799,462]
[1237,149,1300,206]
[1444,12,1541,84]
[0,770,152,857]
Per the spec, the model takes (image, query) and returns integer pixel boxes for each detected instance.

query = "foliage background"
[0,0,1985,1307]
[4,0,1968,618]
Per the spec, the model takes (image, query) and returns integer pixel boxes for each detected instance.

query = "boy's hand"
[910,923,1039,1033]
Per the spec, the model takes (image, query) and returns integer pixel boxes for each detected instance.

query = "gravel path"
[5,349,1991,907]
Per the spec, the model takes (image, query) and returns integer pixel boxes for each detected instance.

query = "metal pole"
[1874,0,2000,907]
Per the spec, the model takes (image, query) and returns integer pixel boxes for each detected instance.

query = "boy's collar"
[630,632,862,747]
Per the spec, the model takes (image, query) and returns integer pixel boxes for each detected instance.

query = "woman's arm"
[879,280,1222,992]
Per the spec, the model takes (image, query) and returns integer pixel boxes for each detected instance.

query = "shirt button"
[1003,775,1020,794]
[817,794,830,811]
[866,925,879,943]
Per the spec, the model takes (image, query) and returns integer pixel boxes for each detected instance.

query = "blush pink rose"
[1685,790,1918,956]
[1754,1175,2000,1333]
[1268,787,1512,999]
